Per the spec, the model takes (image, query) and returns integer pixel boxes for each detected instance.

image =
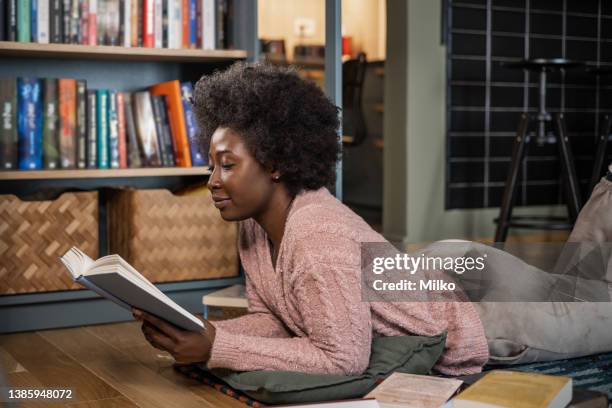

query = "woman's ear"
[271,169,281,182]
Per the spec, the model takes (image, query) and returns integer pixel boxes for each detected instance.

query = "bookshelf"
[0,1,259,333]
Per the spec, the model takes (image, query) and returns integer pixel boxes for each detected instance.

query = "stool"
[587,66,612,195]
[494,58,585,243]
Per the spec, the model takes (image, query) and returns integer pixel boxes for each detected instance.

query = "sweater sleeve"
[210,277,291,339]
[207,251,372,375]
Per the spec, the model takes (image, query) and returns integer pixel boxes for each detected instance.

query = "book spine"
[180,82,205,166]
[195,0,201,48]
[181,0,188,48]
[0,0,5,41]
[132,91,161,166]
[153,0,162,48]
[188,0,196,48]
[17,0,31,42]
[150,95,168,166]
[96,89,109,168]
[215,0,224,49]
[50,0,62,43]
[202,0,214,50]
[70,0,80,43]
[76,79,87,168]
[118,0,124,45]
[123,0,130,46]
[30,0,37,42]
[107,89,120,168]
[136,0,142,46]
[130,0,138,46]
[168,0,180,49]
[142,0,154,47]
[158,96,176,166]
[37,0,50,43]
[17,78,43,170]
[161,0,168,48]
[96,0,104,45]
[62,0,70,43]
[42,78,60,169]
[116,92,128,168]
[123,93,142,167]
[106,0,119,45]
[86,90,97,168]
[58,78,76,168]
[0,79,18,170]
[80,0,89,45]
[7,0,17,41]
[88,0,97,45]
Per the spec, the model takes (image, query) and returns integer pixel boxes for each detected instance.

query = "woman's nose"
[207,167,221,190]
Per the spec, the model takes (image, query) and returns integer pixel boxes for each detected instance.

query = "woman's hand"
[132,308,216,364]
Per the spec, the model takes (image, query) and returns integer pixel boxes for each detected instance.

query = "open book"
[60,247,204,332]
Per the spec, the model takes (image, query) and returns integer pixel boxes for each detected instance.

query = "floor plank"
[64,396,140,408]
[0,332,122,403]
[0,345,26,374]
[39,328,219,408]
[6,371,66,408]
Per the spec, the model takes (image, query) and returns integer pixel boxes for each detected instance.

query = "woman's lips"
[213,198,231,209]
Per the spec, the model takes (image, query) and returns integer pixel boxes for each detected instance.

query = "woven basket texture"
[107,188,238,283]
[0,191,99,294]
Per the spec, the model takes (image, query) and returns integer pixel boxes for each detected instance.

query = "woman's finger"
[138,311,182,341]
[142,323,175,351]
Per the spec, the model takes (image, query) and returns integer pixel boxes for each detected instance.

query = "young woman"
[132,62,491,376]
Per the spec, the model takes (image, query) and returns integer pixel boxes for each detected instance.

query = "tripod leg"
[495,113,529,243]
[589,114,612,195]
[554,113,583,221]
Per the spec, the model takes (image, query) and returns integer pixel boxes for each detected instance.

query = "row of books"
[0,78,207,170]
[0,0,231,50]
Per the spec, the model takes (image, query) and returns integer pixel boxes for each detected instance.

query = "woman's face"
[207,127,276,221]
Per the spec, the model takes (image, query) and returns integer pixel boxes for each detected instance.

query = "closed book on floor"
[449,370,572,408]
[0,78,18,170]
[42,78,60,169]
[149,80,191,167]
[60,246,205,332]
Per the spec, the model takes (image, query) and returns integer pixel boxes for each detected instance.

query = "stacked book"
[0,0,230,50]
[0,78,207,170]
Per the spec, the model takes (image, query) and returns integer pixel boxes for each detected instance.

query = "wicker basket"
[107,188,238,283]
[0,191,99,295]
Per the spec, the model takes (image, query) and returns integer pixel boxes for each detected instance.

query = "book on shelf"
[0,0,5,41]
[151,95,175,167]
[0,78,18,170]
[132,91,162,167]
[123,93,143,168]
[180,81,206,166]
[37,0,50,44]
[17,78,43,170]
[42,78,60,169]
[96,89,109,169]
[58,78,77,168]
[149,80,192,167]
[7,0,17,42]
[60,246,205,332]
[17,0,30,43]
[116,92,128,168]
[76,79,87,169]
[448,370,572,408]
[50,0,62,44]
[107,89,121,169]
[364,372,462,408]
[86,89,97,168]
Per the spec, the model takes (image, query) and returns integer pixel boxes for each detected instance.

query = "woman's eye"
[221,163,234,170]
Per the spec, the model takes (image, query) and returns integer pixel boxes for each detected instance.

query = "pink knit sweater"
[208,188,489,376]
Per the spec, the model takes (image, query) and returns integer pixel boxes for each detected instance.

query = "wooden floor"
[0,321,245,408]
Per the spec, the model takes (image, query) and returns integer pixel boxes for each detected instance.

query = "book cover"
[180,82,206,166]
[80,0,89,45]
[142,0,154,47]
[106,0,120,45]
[88,0,97,45]
[30,0,37,42]
[96,0,105,45]
[0,0,5,41]
[153,0,162,48]
[70,0,80,43]
[151,95,174,167]
[0,79,18,170]
[181,0,188,48]
[62,0,70,43]
[188,0,196,48]
[7,0,17,41]
[116,92,128,168]
[118,0,124,45]
[149,80,191,167]
[132,91,161,167]
[161,0,168,48]
[17,78,43,170]
[201,0,215,50]
[123,93,142,168]
[123,0,131,47]
[86,89,97,168]
[76,80,87,168]
[130,0,138,46]
[17,0,31,42]
[49,0,62,43]
[136,0,143,46]
[107,90,120,169]
[215,0,226,49]
[96,89,109,168]
[36,0,50,43]
[58,78,76,168]
[168,0,181,49]
[42,79,60,169]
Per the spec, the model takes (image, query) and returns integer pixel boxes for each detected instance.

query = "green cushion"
[209,333,447,405]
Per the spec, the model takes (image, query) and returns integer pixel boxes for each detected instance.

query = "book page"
[365,373,462,408]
